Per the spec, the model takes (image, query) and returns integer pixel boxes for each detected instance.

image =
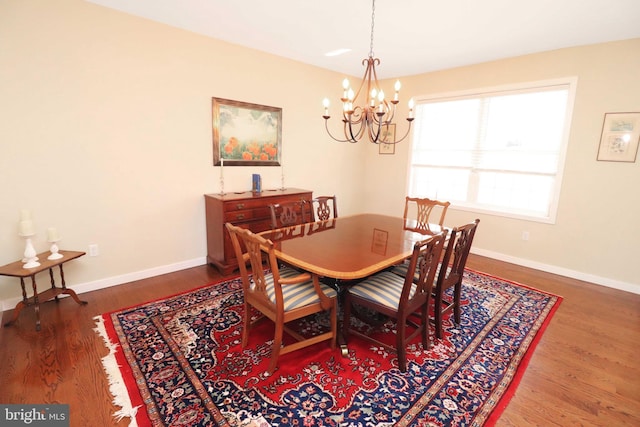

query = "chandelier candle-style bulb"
[393,80,401,102]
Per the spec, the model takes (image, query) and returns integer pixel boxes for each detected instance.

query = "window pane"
[412,99,479,167]
[409,166,469,201]
[479,90,568,174]
[476,172,554,216]
[408,79,574,222]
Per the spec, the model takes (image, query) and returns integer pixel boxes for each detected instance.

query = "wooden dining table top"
[259,213,446,281]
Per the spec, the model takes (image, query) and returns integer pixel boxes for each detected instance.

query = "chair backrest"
[403,231,447,303]
[437,219,480,289]
[269,200,311,229]
[403,196,451,230]
[225,222,281,305]
[307,218,336,235]
[309,196,338,222]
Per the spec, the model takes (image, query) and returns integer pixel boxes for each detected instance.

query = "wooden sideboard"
[205,188,312,274]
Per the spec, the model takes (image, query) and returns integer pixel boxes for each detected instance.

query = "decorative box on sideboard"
[204,188,313,275]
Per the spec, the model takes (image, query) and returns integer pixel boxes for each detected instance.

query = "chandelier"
[322,0,414,145]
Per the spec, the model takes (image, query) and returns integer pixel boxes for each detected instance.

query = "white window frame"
[407,77,577,224]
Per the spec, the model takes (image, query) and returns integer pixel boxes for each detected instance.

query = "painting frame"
[379,124,396,155]
[596,112,640,163]
[212,97,282,166]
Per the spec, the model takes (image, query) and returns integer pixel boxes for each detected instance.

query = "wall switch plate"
[89,244,99,256]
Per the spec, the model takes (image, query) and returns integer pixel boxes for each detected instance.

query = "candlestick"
[23,237,40,268]
[18,218,39,263]
[280,164,285,190]
[219,157,225,195]
[47,227,63,260]
[48,241,63,260]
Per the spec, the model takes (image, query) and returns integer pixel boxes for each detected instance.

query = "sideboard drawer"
[224,209,255,223]
[224,198,274,212]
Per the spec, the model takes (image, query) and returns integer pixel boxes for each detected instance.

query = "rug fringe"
[94,315,141,427]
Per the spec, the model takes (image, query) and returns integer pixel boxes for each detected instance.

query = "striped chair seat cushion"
[256,267,337,311]
[347,271,416,310]
[392,261,447,283]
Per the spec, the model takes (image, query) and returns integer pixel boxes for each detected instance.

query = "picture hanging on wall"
[378,124,396,155]
[212,97,282,166]
[596,112,640,162]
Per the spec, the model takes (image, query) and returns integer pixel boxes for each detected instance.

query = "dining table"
[259,213,447,354]
[260,213,446,281]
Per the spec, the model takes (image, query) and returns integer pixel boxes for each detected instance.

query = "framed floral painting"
[212,98,282,166]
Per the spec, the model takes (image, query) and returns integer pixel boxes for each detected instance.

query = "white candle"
[19,220,35,236]
[20,209,31,221]
[47,227,60,242]
[220,158,224,178]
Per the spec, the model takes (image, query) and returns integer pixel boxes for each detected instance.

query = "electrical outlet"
[521,231,530,241]
[89,244,99,256]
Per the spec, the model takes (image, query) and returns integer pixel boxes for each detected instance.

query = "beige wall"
[1,0,638,308]
[0,0,366,305]
[364,39,640,292]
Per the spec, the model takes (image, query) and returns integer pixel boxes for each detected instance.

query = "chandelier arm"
[383,101,396,124]
[347,116,367,142]
[368,117,383,143]
[385,119,415,144]
[323,119,356,143]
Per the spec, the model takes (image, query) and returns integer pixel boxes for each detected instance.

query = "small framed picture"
[379,124,395,155]
[597,112,640,162]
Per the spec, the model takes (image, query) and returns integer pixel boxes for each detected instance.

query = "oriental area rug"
[94,269,561,427]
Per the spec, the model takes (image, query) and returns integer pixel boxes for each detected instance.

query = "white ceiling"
[87,0,640,79]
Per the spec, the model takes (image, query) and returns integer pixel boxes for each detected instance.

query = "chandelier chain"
[369,0,376,58]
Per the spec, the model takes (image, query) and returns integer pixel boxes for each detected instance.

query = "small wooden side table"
[0,250,87,331]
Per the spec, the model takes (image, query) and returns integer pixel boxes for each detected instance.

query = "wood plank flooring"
[0,254,638,426]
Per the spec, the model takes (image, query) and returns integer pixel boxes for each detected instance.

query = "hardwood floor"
[0,254,638,426]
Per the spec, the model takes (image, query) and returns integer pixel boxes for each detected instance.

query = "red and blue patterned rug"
[95,269,561,426]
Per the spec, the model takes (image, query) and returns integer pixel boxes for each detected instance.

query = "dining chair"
[225,223,338,374]
[342,231,447,372]
[308,196,338,222]
[403,196,451,230]
[433,219,480,339]
[269,200,311,229]
[391,219,480,338]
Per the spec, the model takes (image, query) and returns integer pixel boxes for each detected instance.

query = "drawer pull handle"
[236,214,245,220]
[236,203,245,209]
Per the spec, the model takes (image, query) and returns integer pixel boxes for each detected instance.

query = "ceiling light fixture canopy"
[322,0,414,145]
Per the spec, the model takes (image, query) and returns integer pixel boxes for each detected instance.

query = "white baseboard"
[472,248,639,295]
[1,257,207,312]
[3,250,637,312]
